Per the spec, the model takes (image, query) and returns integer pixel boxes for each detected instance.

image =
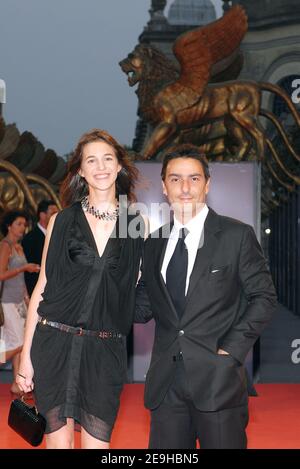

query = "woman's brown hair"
[60,129,138,208]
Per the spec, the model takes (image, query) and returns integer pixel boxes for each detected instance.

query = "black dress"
[31,202,144,442]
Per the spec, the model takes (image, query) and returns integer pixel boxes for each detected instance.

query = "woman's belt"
[38,317,123,339]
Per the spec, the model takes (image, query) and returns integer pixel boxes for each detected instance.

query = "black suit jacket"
[22,226,45,295]
[136,208,277,412]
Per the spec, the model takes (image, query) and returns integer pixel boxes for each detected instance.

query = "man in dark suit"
[136,144,277,449]
[22,199,58,296]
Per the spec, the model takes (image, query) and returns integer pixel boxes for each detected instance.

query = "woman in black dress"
[17,129,146,448]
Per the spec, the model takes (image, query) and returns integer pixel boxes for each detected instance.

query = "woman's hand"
[16,356,34,394]
[24,263,40,273]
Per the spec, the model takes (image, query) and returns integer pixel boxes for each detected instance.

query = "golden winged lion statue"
[119,5,300,184]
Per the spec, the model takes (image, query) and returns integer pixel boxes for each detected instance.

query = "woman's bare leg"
[12,352,20,379]
[81,427,110,449]
[46,418,75,449]
[9,348,22,393]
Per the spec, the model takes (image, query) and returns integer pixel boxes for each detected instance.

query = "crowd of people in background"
[0,200,58,395]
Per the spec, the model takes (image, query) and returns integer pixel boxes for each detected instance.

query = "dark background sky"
[0,0,222,156]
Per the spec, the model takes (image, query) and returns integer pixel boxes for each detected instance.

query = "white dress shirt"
[161,205,209,295]
[37,222,47,236]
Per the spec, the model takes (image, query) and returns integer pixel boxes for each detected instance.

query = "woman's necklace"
[81,196,119,221]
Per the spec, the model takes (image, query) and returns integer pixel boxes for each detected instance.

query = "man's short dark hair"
[161,144,210,181]
[37,200,56,217]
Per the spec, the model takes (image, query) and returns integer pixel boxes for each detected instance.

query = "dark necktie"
[166,228,189,319]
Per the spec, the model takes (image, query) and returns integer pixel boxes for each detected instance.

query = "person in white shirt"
[135,144,277,449]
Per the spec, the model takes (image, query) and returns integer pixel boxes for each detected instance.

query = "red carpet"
[0,383,299,449]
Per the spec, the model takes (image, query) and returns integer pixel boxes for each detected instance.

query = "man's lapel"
[185,208,222,307]
[154,210,222,321]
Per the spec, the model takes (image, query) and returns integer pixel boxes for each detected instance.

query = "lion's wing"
[161,6,248,109]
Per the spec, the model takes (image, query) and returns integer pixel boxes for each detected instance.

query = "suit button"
[178,330,184,337]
